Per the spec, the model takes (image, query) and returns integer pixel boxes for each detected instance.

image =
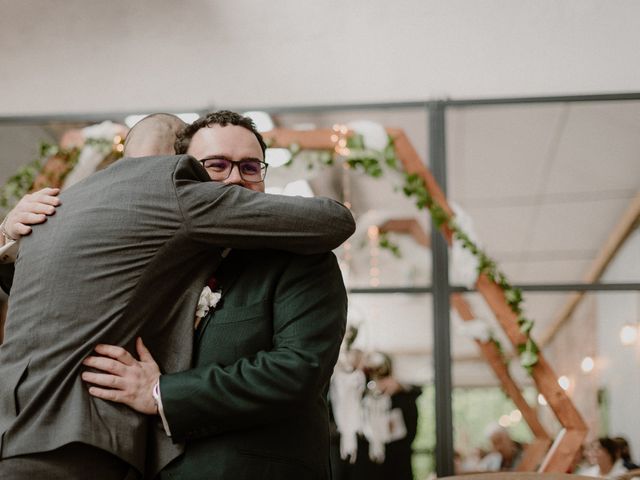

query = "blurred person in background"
[614,436,639,471]
[479,424,524,471]
[330,349,421,480]
[581,437,627,478]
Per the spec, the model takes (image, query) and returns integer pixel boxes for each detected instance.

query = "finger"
[12,224,32,236]
[16,212,47,225]
[94,344,136,366]
[136,337,154,363]
[82,356,128,376]
[31,194,61,207]
[24,201,57,215]
[34,187,60,197]
[81,371,125,389]
[87,386,125,404]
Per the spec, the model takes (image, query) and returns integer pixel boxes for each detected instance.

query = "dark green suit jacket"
[158,249,347,480]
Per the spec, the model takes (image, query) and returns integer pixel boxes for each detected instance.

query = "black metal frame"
[2,91,639,477]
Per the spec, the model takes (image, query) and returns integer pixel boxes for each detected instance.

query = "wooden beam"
[452,292,551,469]
[538,428,588,473]
[540,190,640,347]
[262,128,337,150]
[376,212,549,459]
[518,438,554,472]
[378,218,430,248]
[391,127,587,471]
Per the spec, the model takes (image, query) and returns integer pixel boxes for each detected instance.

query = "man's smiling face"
[187,124,266,193]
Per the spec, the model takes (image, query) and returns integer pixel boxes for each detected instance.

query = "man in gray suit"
[0,112,355,479]
[81,112,350,479]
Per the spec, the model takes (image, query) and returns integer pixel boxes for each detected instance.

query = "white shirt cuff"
[153,380,172,437]
[0,239,18,264]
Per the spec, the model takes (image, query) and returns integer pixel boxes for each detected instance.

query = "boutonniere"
[195,285,222,328]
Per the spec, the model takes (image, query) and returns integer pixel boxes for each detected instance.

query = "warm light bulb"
[498,415,511,428]
[581,356,595,373]
[558,375,570,391]
[620,324,638,346]
[509,409,522,423]
[537,394,548,406]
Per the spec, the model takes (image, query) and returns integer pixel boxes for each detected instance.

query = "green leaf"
[519,318,534,335]
[346,134,365,150]
[319,151,333,165]
[379,232,402,258]
[289,143,301,155]
[520,350,539,368]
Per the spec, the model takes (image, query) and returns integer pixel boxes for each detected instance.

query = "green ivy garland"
[283,133,539,374]
[0,138,117,218]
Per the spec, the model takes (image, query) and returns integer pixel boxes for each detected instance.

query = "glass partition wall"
[1,95,639,478]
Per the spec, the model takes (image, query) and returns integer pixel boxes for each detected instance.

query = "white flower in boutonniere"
[194,286,222,328]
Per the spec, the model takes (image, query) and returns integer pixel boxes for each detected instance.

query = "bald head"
[123,113,187,157]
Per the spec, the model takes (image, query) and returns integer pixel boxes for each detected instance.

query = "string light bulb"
[509,409,522,423]
[558,375,570,391]
[620,324,638,346]
[498,415,511,428]
[580,356,595,373]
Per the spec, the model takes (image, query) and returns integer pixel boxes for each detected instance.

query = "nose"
[223,164,244,185]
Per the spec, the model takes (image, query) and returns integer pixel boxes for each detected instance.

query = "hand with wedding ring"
[81,337,161,415]
[1,187,61,242]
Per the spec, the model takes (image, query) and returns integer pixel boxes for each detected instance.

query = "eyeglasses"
[199,157,268,183]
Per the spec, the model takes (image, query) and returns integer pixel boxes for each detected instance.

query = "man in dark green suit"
[81,112,349,479]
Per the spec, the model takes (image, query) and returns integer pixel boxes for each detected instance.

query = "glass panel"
[446,100,640,285]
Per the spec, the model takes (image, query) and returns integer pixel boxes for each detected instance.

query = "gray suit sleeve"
[174,160,355,254]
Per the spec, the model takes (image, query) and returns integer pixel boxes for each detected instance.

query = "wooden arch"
[262,127,588,472]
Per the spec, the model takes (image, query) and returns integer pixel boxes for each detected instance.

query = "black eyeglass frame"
[198,157,269,183]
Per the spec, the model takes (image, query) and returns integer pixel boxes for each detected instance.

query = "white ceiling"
[3,1,640,115]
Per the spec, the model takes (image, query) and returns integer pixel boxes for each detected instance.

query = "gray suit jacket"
[0,154,354,476]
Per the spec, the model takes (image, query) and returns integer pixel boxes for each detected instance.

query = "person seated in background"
[581,437,628,478]
[479,424,524,471]
[614,436,640,471]
[457,447,489,473]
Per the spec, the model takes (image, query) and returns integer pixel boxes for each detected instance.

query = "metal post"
[428,101,454,477]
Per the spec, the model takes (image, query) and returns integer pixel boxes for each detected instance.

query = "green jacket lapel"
[194,251,245,344]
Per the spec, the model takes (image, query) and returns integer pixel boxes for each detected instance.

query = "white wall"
[1,0,640,115]
[597,228,640,459]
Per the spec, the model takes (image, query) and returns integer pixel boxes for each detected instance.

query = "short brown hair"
[175,110,267,156]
